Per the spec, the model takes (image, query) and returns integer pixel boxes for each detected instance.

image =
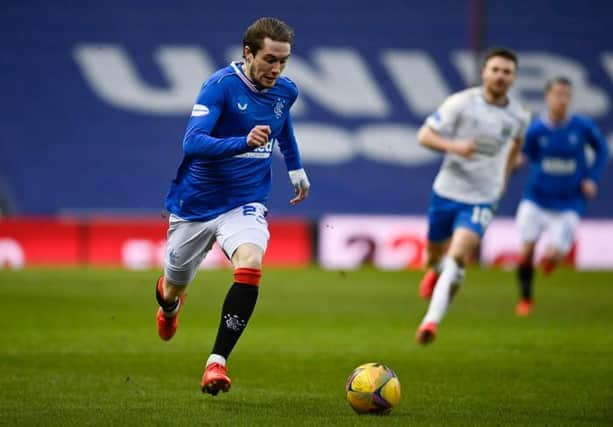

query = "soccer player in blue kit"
[154,17,310,395]
[514,77,609,316]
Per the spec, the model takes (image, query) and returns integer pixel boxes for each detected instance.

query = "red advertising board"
[0,217,312,269]
[0,218,82,267]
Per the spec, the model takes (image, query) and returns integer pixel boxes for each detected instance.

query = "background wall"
[2,0,612,219]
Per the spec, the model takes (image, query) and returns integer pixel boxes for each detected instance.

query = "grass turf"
[0,267,612,426]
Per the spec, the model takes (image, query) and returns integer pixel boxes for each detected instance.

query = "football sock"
[423,257,463,325]
[211,268,261,359]
[517,259,534,300]
[540,257,556,276]
[155,277,181,315]
[206,354,227,367]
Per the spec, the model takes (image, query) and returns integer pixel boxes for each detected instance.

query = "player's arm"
[182,82,267,159]
[417,126,476,159]
[582,119,610,199]
[515,124,536,169]
[503,136,524,185]
[418,94,476,159]
[277,114,310,205]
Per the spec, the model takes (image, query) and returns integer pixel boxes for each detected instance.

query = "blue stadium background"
[2,0,612,218]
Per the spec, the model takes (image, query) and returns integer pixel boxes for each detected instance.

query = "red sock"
[540,257,556,276]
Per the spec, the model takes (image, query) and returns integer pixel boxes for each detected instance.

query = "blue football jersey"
[165,62,303,221]
[522,114,609,214]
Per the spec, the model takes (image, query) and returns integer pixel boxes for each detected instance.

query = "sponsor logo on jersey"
[191,104,209,117]
[237,102,248,111]
[474,136,503,156]
[542,157,577,175]
[234,138,276,159]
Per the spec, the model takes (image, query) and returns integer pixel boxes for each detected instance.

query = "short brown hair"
[482,47,518,68]
[545,76,572,92]
[243,17,294,57]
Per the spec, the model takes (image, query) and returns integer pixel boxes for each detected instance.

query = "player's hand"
[247,125,271,148]
[288,168,310,206]
[581,179,597,199]
[451,139,477,159]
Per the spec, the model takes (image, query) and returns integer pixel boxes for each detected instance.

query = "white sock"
[206,354,227,367]
[423,257,462,325]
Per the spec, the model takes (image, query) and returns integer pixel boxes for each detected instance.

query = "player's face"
[244,38,291,89]
[481,56,516,98]
[545,83,571,117]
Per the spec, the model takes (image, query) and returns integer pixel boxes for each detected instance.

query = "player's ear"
[243,46,254,64]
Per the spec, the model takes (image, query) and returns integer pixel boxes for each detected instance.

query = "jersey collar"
[231,61,269,94]
[541,112,571,129]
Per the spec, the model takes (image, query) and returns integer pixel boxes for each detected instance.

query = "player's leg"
[201,203,269,395]
[156,215,215,341]
[514,200,545,316]
[540,210,579,275]
[419,192,454,299]
[417,201,491,344]
[419,241,448,299]
[515,241,537,316]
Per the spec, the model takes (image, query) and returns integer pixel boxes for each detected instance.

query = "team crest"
[501,121,512,139]
[273,98,285,119]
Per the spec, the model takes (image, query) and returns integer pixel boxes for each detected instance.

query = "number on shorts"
[242,205,257,216]
[470,206,493,227]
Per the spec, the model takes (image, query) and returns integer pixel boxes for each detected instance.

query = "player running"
[155,17,310,394]
[415,48,530,344]
[514,77,609,316]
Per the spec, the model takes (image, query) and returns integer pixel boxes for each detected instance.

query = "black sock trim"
[155,281,179,312]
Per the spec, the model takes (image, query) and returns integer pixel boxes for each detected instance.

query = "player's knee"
[163,267,193,287]
[519,244,536,266]
[232,244,264,269]
[425,244,446,267]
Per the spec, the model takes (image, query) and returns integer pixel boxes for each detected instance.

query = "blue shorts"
[427,191,496,242]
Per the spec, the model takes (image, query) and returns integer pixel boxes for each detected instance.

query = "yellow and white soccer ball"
[345,362,401,414]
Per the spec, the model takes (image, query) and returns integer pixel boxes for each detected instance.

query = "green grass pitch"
[0,267,612,426]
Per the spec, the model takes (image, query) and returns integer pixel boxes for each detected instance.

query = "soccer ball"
[345,362,401,414]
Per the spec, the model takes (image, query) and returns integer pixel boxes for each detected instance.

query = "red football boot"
[415,321,438,345]
[155,276,186,341]
[419,269,439,300]
[515,299,533,317]
[201,363,232,396]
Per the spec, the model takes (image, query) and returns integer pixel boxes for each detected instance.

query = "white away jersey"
[425,87,530,203]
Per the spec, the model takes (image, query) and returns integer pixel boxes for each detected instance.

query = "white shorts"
[515,199,579,254]
[164,203,270,285]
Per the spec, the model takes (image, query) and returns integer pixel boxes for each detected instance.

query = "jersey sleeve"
[583,118,609,183]
[514,105,531,140]
[521,121,539,161]
[277,113,303,171]
[424,92,466,137]
[182,80,250,159]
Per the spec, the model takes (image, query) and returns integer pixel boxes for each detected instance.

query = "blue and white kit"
[163,62,305,283]
[516,113,609,251]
